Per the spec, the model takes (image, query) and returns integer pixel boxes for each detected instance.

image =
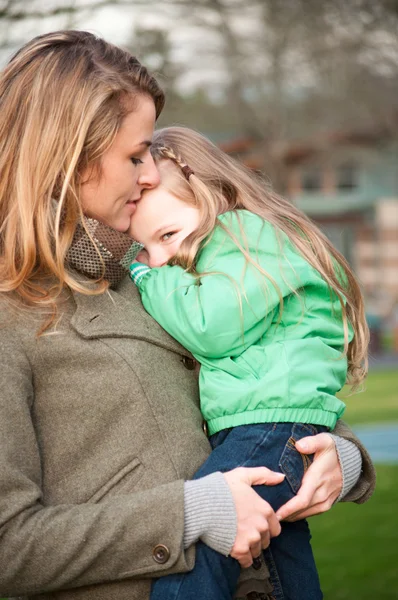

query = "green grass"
[312,464,398,599]
[381,332,394,352]
[338,369,398,425]
[313,369,398,598]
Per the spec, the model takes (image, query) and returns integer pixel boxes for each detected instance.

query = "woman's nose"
[139,155,160,190]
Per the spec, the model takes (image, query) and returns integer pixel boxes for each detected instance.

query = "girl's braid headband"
[157,146,195,181]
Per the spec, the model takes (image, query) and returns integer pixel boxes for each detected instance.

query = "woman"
[0,30,375,600]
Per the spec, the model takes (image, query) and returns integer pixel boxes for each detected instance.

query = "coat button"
[152,544,170,564]
[181,356,196,370]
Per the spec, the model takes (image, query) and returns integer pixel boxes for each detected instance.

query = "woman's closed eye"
[131,157,143,166]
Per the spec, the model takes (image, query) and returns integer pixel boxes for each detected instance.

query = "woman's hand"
[276,433,342,522]
[224,467,284,568]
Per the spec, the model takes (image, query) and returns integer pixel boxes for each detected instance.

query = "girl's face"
[80,96,160,233]
[129,175,200,268]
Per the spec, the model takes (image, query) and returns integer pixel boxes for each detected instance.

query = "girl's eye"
[131,157,143,166]
[162,232,176,241]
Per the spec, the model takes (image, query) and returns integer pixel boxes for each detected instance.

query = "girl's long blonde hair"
[0,30,164,316]
[152,126,369,387]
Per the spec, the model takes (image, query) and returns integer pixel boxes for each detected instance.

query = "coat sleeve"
[133,217,298,359]
[0,327,193,597]
[332,419,376,504]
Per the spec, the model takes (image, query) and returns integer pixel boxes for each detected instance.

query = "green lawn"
[312,464,398,599]
[313,368,398,599]
[338,368,398,425]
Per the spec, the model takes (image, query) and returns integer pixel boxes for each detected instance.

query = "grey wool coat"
[0,276,376,600]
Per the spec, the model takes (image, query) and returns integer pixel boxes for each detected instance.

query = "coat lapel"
[70,277,191,357]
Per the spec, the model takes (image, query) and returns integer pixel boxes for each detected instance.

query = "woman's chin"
[111,218,134,235]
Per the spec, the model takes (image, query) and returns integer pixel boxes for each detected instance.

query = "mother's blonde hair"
[0,30,164,314]
[152,126,369,387]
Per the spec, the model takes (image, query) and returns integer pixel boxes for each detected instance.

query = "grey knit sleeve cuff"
[329,434,362,502]
[183,472,237,556]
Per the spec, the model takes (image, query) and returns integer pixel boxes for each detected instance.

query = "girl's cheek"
[170,241,181,257]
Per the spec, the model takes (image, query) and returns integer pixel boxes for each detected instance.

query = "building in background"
[220,128,398,350]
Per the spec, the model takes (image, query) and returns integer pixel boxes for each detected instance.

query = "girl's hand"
[224,467,284,568]
[276,433,342,522]
[135,248,150,265]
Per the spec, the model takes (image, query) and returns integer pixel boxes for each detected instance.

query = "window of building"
[337,163,358,190]
[301,167,322,191]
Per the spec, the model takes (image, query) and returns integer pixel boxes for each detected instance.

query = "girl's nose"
[148,255,167,268]
[147,247,169,268]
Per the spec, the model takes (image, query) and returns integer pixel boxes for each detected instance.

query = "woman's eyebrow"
[130,140,152,152]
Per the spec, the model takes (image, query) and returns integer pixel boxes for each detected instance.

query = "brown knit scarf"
[66,216,143,287]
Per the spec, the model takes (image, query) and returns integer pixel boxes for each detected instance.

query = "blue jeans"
[151,422,327,600]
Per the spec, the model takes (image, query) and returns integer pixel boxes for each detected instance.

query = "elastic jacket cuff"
[129,262,151,286]
[329,434,362,502]
[183,472,237,556]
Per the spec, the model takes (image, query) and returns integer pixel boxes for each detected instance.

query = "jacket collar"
[70,275,191,357]
[66,217,190,356]
[66,215,143,288]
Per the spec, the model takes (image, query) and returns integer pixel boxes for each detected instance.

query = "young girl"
[129,126,369,600]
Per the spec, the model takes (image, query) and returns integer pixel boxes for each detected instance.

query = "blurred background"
[0,0,397,598]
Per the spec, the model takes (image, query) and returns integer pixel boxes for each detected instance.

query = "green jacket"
[131,210,352,435]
